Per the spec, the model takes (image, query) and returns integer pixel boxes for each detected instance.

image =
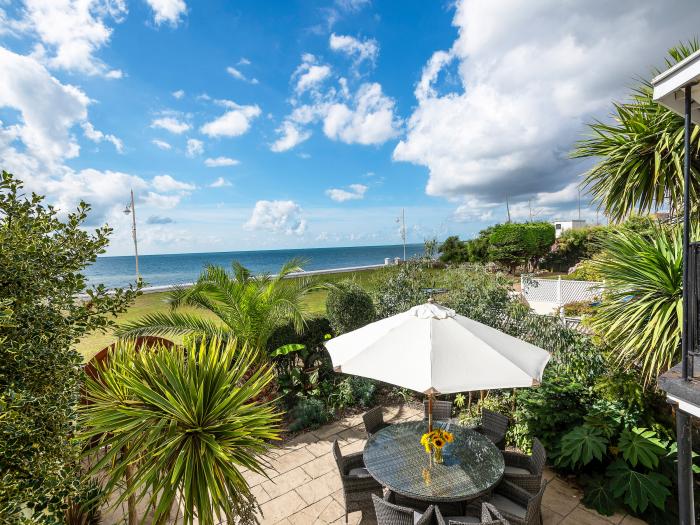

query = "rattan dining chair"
[475,409,509,449]
[502,438,546,493]
[485,480,547,525]
[372,493,436,525]
[435,502,510,524]
[423,399,454,422]
[333,440,383,523]
[363,406,391,437]
[385,490,463,517]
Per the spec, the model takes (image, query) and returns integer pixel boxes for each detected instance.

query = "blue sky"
[0,1,697,255]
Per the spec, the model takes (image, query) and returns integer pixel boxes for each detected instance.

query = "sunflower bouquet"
[420,428,454,463]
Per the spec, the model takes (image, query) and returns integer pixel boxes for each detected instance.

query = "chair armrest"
[341,451,366,472]
[494,480,531,506]
[502,450,533,471]
[434,506,447,525]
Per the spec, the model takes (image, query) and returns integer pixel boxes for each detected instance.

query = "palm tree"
[587,226,682,385]
[573,40,700,222]
[116,259,319,351]
[81,337,281,525]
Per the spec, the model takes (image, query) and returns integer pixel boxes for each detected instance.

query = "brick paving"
[246,404,648,525]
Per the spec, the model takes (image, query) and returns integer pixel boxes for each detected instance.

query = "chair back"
[332,440,344,473]
[482,408,509,435]
[363,406,385,435]
[423,399,453,421]
[373,494,434,525]
[530,438,546,475]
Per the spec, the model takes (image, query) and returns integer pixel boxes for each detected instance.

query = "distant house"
[551,219,586,238]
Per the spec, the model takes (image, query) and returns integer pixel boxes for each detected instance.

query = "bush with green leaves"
[372,259,432,318]
[326,280,376,335]
[443,265,513,325]
[0,172,138,522]
[82,337,281,525]
[289,397,330,432]
[487,222,555,272]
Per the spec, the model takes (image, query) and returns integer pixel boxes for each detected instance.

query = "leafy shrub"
[438,236,469,264]
[326,280,376,335]
[564,259,603,281]
[443,265,513,325]
[488,222,555,272]
[349,377,376,407]
[562,300,597,317]
[0,172,138,521]
[289,398,330,432]
[372,259,432,318]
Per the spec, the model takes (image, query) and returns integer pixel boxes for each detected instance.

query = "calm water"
[85,244,425,289]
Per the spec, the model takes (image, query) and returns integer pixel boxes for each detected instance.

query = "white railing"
[521,276,602,316]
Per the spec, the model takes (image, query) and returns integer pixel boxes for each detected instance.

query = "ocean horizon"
[85,243,425,289]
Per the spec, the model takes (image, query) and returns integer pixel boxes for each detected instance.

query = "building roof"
[652,49,700,123]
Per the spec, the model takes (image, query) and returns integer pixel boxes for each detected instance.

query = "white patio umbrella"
[325,300,551,430]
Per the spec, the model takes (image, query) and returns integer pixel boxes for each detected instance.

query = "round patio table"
[363,421,504,503]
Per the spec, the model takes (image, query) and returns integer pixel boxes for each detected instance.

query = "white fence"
[521,276,602,316]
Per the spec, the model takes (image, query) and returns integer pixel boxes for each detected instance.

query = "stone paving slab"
[253,404,647,525]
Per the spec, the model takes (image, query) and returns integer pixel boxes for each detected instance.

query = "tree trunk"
[123,447,137,525]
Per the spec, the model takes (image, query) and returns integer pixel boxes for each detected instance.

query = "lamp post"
[396,208,406,261]
[123,189,140,283]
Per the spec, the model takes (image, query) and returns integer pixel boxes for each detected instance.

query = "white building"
[551,219,586,238]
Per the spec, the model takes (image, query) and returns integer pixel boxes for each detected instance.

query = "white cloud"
[152,174,196,192]
[294,54,331,94]
[82,121,123,153]
[210,176,232,187]
[186,138,203,157]
[393,0,700,211]
[13,0,126,77]
[142,191,182,209]
[152,139,172,150]
[0,48,89,167]
[238,57,251,66]
[244,200,307,235]
[147,215,174,224]
[200,102,261,138]
[151,116,190,134]
[145,0,187,26]
[226,65,259,84]
[172,89,185,99]
[323,83,400,145]
[204,156,239,167]
[329,33,378,66]
[270,121,312,152]
[326,183,368,202]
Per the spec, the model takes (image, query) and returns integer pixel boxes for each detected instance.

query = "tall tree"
[0,171,138,521]
[117,260,319,351]
[574,40,700,221]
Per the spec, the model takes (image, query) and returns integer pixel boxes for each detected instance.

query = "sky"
[0,0,698,256]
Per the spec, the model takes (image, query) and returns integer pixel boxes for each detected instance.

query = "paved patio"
[246,404,647,525]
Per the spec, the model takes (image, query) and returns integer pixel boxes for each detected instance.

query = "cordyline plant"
[588,225,683,385]
[574,40,700,222]
[81,337,281,525]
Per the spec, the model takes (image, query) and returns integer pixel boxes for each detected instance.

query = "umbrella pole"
[428,393,433,432]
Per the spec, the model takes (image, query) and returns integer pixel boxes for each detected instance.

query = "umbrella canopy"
[325,302,550,395]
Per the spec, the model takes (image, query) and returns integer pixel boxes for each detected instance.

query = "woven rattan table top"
[363,421,504,503]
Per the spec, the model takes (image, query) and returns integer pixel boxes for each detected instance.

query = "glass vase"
[433,447,443,464]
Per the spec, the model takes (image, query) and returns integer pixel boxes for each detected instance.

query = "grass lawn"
[74,267,388,362]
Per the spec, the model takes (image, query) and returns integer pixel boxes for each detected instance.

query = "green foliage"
[617,428,666,469]
[443,265,513,325]
[606,460,671,513]
[0,171,138,522]
[580,475,619,516]
[82,337,281,525]
[544,226,610,271]
[562,300,597,317]
[326,280,376,335]
[556,426,608,468]
[588,225,682,384]
[372,259,431,318]
[438,236,469,264]
[423,238,438,259]
[117,259,320,351]
[573,40,700,221]
[487,222,555,272]
[289,397,330,432]
[564,259,603,281]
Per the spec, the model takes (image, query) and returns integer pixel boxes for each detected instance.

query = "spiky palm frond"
[81,338,281,525]
[588,226,683,384]
[573,40,700,222]
[117,259,320,352]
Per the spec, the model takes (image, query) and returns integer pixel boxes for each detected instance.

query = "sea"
[85,243,425,290]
